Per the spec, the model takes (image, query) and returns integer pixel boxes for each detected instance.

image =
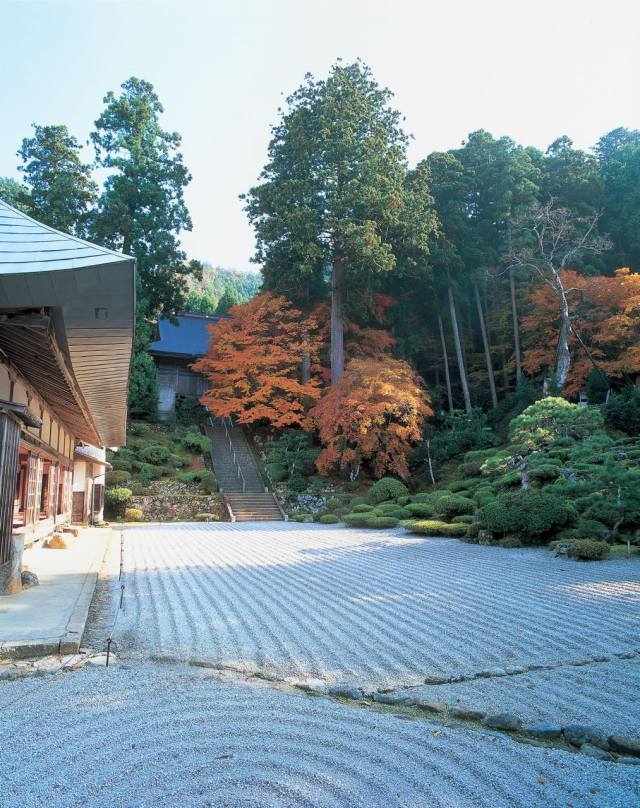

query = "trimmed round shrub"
[198,470,217,493]
[479,490,576,543]
[352,503,375,513]
[123,507,144,522]
[364,516,399,529]
[194,512,220,522]
[139,463,163,481]
[349,496,368,507]
[319,514,339,524]
[494,471,522,489]
[406,502,433,517]
[376,501,403,514]
[497,536,523,549]
[106,470,131,487]
[449,478,482,493]
[288,474,307,492]
[325,497,344,511]
[140,443,171,465]
[169,453,189,469]
[182,432,211,453]
[569,539,609,561]
[368,477,409,505]
[411,492,435,503]
[104,487,132,517]
[111,457,132,472]
[266,462,288,483]
[396,495,411,506]
[129,481,150,496]
[383,507,412,520]
[404,520,468,538]
[342,513,372,527]
[432,495,475,520]
[128,421,149,436]
[290,513,311,522]
[574,518,609,539]
[452,514,475,524]
[529,464,561,482]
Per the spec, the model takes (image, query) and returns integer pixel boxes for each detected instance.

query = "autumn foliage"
[193,292,321,427]
[522,269,640,396]
[307,357,433,480]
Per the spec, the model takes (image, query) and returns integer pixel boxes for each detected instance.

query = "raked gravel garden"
[1,520,639,807]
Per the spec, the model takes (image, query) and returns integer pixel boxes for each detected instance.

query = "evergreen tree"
[17,124,97,236]
[0,177,32,214]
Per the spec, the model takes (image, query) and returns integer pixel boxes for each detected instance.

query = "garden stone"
[328,684,361,700]
[373,692,414,705]
[450,706,485,721]
[423,675,450,685]
[297,678,328,694]
[523,722,562,740]
[415,698,447,714]
[477,667,507,678]
[562,725,610,750]
[86,653,116,667]
[20,570,39,588]
[581,744,614,761]
[618,757,640,765]
[608,735,640,756]
[483,713,522,732]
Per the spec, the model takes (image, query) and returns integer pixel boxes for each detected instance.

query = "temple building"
[148,312,219,419]
[0,199,135,594]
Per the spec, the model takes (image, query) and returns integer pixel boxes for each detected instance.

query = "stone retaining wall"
[129,494,227,522]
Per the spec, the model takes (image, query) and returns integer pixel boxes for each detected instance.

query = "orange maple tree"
[193,292,321,427]
[521,268,640,396]
[307,357,433,480]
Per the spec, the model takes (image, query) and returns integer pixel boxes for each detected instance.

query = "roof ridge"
[0,197,134,262]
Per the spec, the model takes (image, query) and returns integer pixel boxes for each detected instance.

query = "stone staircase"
[205,417,285,521]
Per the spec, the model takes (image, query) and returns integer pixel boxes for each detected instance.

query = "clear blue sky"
[1,0,639,270]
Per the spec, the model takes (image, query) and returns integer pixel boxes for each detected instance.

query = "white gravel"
[86,522,640,689]
[394,656,640,734]
[1,665,638,808]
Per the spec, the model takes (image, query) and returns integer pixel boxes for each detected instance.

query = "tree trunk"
[301,351,311,384]
[448,285,472,414]
[437,310,453,411]
[509,268,522,384]
[330,259,345,384]
[474,282,498,408]
[553,284,572,391]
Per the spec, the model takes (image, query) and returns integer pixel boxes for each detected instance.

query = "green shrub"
[368,477,409,505]
[404,520,468,537]
[574,518,609,539]
[364,516,399,529]
[139,443,171,465]
[288,474,307,492]
[432,495,475,520]
[383,507,412,520]
[479,490,576,543]
[175,395,208,426]
[349,496,368,507]
[128,421,149,437]
[290,513,310,522]
[169,453,189,469]
[319,514,339,524]
[325,497,344,511]
[411,492,434,503]
[182,432,211,453]
[497,536,523,548]
[104,487,132,517]
[528,464,561,482]
[584,499,623,529]
[111,457,132,472]
[266,462,288,482]
[179,471,199,484]
[416,409,497,464]
[129,481,150,496]
[123,507,144,522]
[396,495,411,506]
[352,503,375,513]
[569,539,609,561]
[604,386,640,436]
[139,463,163,481]
[463,448,500,464]
[106,470,131,487]
[194,512,220,522]
[458,461,484,477]
[494,470,522,489]
[198,470,217,493]
[452,514,475,524]
[449,478,482,493]
[342,513,372,527]
[509,397,604,448]
[406,502,434,517]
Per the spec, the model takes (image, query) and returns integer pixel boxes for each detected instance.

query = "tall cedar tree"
[308,357,433,480]
[18,124,97,236]
[91,77,200,318]
[193,293,321,428]
[243,60,436,384]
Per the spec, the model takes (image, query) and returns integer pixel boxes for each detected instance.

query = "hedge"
[569,539,609,561]
[319,514,339,524]
[364,516,399,529]
[404,520,468,538]
[123,507,144,522]
[368,477,409,505]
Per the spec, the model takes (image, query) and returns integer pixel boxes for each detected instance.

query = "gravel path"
[1,665,638,808]
[88,522,640,689]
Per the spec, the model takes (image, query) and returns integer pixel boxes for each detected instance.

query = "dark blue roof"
[148,313,221,357]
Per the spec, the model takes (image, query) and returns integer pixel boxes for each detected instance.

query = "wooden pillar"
[0,413,22,594]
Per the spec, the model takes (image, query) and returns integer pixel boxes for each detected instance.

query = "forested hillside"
[185,264,261,315]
